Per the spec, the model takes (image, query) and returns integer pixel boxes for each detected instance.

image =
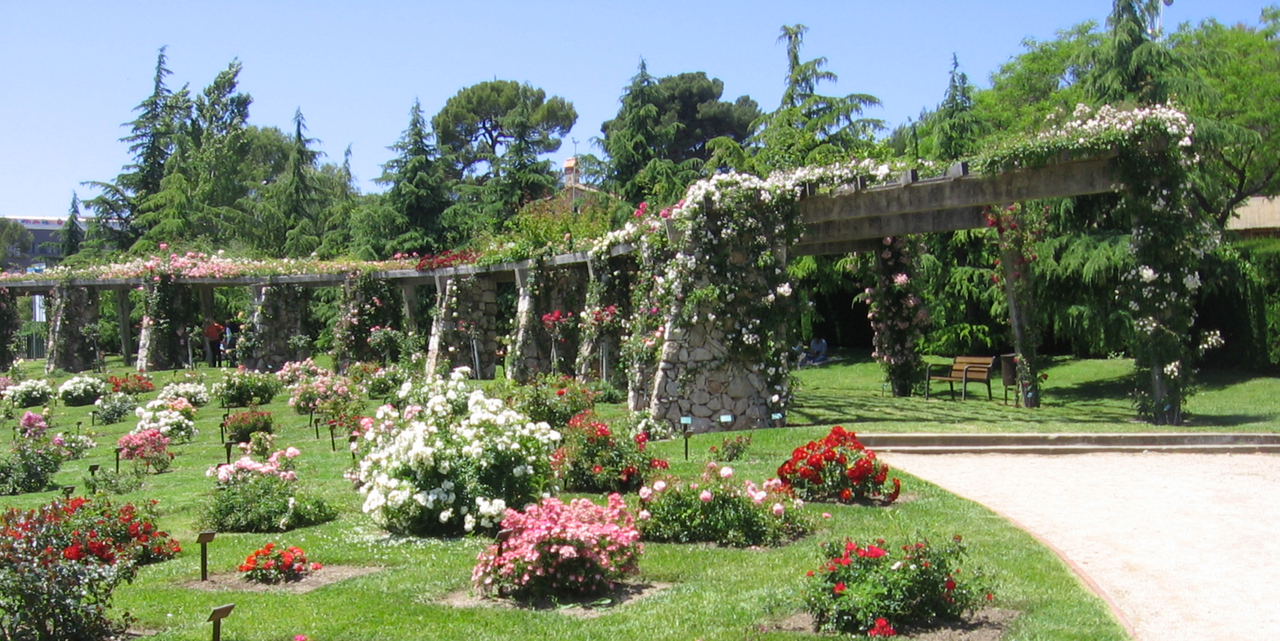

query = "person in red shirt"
[204,319,225,367]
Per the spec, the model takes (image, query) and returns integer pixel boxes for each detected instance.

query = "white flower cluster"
[1047,103,1194,148]
[57,375,107,405]
[133,399,198,442]
[357,369,560,535]
[158,381,210,406]
[4,379,53,407]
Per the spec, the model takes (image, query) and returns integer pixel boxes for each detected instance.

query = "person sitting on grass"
[801,337,828,366]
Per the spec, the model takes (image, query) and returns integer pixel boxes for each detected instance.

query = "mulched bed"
[760,608,1019,640]
[439,581,672,619]
[178,565,383,594]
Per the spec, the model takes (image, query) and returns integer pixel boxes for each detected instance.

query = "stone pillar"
[45,285,100,374]
[425,275,500,378]
[241,284,309,372]
[135,278,190,372]
[647,315,773,433]
[507,268,540,383]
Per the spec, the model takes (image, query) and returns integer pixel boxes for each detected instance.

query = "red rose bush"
[777,426,900,504]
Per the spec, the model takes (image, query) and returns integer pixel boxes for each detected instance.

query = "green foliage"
[374,99,451,255]
[213,369,282,407]
[506,374,595,427]
[93,392,138,425]
[201,471,335,533]
[0,439,62,495]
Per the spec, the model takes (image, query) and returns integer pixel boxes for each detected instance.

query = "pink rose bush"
[472,493,641,599]
[202,447,335,532]
[117,429,173,473]
[637,463,811,547]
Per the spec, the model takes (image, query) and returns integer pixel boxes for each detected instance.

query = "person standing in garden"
[204,319,225,367]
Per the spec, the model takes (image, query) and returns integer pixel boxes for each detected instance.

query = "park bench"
[925,355,996,401]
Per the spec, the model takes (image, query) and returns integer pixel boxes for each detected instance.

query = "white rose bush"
[353,369,561,536]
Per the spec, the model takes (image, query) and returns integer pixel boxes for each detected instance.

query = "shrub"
[554,411,667,493]
[214,368,282,407]
[356,369,561,536]
[288,372,359,415]
[804,535,990,635]
[52,433,97,460]
[117,429,173,474]
[472,494,641,599]
[132,399,197,443]
[277,358,324,387]
[94,392,138,425]
[109,373,154,394]
[83,468,143,495]
[585,379,625,404]
[203,449,336,532]
[17,410,48,438]
[58,375,108,406]
[0,497,179,641]
[224,409,275,443]
[4,379,52,408]
[238,542,321,583]
[509,374,594,427]
[777,426,901,504]
[348,362,405,398]
[710,433,752,462]
[157,381,210,407]
[0,439,62,495]
[637,464,811,547]
[367,326,407,364]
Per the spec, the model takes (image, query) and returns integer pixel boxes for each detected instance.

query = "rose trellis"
[979,103,1206,424]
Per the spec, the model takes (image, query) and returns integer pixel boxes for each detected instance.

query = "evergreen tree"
[600,61,673,203]
[932,55,984,162]
[377,99,450,254]
[61,193,85,259]
[84,46,190,249]
[279,109,324,257]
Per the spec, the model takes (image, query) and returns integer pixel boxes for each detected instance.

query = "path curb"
[859,432,1280,454]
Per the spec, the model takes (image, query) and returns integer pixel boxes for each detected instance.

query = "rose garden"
[1,93,1269,641]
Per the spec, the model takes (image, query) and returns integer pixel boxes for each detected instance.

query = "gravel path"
[883,452,1280,641]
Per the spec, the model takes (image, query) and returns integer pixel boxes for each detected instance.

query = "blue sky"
[0,0,1269,221]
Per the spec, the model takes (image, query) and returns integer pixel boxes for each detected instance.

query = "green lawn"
[9,351,1260,639]
[784,350,1280,433]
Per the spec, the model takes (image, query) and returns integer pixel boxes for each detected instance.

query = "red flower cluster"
[238,542,321,583]
[109,374,154,394]
[1,497,180,570]
[868,617,896,637]
[541,309,574,336]
[777,426,900,504]
[415,249,479,271]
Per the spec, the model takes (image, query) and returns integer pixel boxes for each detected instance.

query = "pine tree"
[61,193,85,259]
[377,99,450,254]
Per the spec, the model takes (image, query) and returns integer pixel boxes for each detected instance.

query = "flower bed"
[94,392,137,425]
[58,375,108,407]
[117,429,173,473]
[472,493,640,599]
[553,411,667,493]
[223,409,275,444]
[214,368,282,407]
[356,370,560,536]
[132,398,198,443]
[109,373,154,394]
[777,426,900,504]
[804,535,990,635]
[0,497,178,641]
[158,381,211,407]
[638,464,810,547]
[239,542,322,583]
[204,448,335,532]
[4,379,52,408]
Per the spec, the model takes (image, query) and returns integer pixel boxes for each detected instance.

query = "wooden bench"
[925,356,997,401]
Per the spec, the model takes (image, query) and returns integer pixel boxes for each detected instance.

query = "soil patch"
[439,581,672,618]
[178,565,383,594]
[761,608,1017,640]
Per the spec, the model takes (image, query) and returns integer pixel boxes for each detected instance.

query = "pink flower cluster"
[18,411,47,438]
[117,429,170,461]
[207,448,301,484]
[472,493,641,599]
